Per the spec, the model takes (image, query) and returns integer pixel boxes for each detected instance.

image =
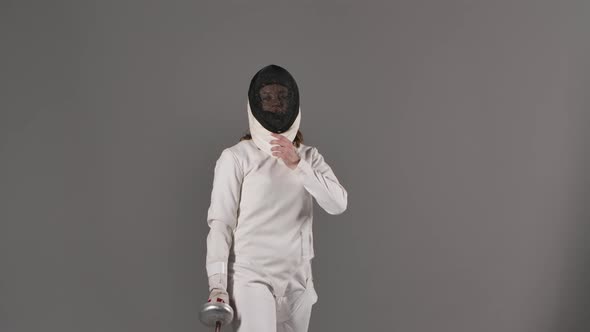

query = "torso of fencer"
[227,139,315,296]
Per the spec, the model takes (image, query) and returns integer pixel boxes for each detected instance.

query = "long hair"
[240,130,304,148]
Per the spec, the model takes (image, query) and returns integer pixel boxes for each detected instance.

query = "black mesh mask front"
[248,64,300,134]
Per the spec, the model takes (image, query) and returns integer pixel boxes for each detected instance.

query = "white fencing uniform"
[229,260,317,332]
[205,100,347,331]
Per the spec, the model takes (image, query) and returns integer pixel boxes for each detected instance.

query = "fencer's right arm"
[206,148,243,292]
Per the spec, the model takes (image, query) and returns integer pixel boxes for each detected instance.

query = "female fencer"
[204,64,348,332]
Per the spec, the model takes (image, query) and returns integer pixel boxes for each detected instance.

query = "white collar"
[247,100,301,158]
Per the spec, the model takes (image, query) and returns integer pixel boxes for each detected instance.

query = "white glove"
[208,288,229,304]
[208,273,227,292]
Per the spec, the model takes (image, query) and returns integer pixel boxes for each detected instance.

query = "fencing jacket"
[205,103,348,297]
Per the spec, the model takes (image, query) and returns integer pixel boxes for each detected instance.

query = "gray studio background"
[1,1,589,331]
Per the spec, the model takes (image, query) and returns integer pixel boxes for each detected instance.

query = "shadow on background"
[552,24,590,332]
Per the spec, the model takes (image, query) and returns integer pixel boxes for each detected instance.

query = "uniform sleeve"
[293,147,348,215]
[205,148,243,290]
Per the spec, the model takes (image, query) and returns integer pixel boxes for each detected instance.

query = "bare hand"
[270,133,300,170]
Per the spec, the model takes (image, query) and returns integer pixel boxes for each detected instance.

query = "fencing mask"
[247,64,301,158]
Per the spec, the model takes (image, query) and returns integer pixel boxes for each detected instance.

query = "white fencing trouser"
[228,261,318,332]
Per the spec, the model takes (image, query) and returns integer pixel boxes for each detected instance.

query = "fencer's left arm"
[293,147,348,215]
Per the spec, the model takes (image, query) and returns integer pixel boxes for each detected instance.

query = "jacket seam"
[226,148,244,177]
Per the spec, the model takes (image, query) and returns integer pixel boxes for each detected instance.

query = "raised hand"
[270,133,301,170]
